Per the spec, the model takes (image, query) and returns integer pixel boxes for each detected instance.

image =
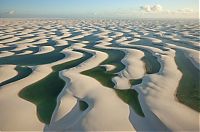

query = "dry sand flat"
[0,19,199,131]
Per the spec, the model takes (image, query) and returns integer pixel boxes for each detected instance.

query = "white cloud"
[8,10,15,15]
[140,5,151,12]
[139,4,197,18]
[138,4,198,18]
[140,4,163,12]
[165,8,195,15]
[177,8,194,13]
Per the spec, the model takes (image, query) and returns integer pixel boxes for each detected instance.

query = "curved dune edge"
[165,43,200,70]
[100,64,116,72]
[35,46,55,55]
[117,37,199,130]
[17,50,33,55]
[0,65,51,131]
[113,48,146,90]
[143,37,162,43]
[0,65,17,83]
[0,47,84,131]
[116,39,199,130]
[0,51,14,57]
[184,50,200,70]
[0,37,20,44]
[45,46,135,131]
[134,48,199,131]
[0,19,199,131]
[95,39,170,130]
[11,44,30,51]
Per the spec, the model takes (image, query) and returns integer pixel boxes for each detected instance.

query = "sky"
[0,0,199,19]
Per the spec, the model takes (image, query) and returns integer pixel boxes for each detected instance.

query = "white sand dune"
[116,36,127,43]
[56,72,134,131]
[0,51,14,57]
[0,65,50,130]
[17,50,33,55]
[134,48,199,131]
[143,37,162,43]
[0,44,6,48]
[61,33,72,38]
[0,35,14,40]
[165,43,200,70]
[100,64,116,71]
[68,47,108,73]
[46,47,135,131]
[54,39,68,46]
[114,32,124,37]
[32,39,48,45]
[0,19,199,131]
[108,38,199,130]
[35,46,54,55]
[189,41,200,47]
[113,48,146,90]
[0,43,86,130]
[0,37,20,44]
[11,44,29,51]
[15,38,37,44]
[0,46,88,131]
[0,65,17,84]
[120,49,145,79]
[66,34,84,41]
[184,49,200,70]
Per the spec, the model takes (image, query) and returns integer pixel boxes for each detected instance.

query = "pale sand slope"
[125,43,199,130]
[53,39,68,46]
[47,46,107,125]
[136,48,199,130]
[100,64,116,71]
[0,37,20,44]
[45,46,135,131]
[96,40,169,130]
[17,50,33,55]
[35,46,54,55]
[0,65,17,83]
[0,35,14,40]
[32,39,48,45]
[60,73,134,131]
[183,49,200,70]
[166,43,200,70]
[113,48,146,89]
[11,44,30,51]
[66,34,85,41]
[109,38,199,130]
[0,65,51,131]
[0,46,85,131]
[0,44,6,48]
[101,30,199,129]
[0,51,14,57]
[142,37,162,43]
[94,40,146,89]
[14,38,37,44]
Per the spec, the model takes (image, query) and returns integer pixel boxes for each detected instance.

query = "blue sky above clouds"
[0,0,199,18]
